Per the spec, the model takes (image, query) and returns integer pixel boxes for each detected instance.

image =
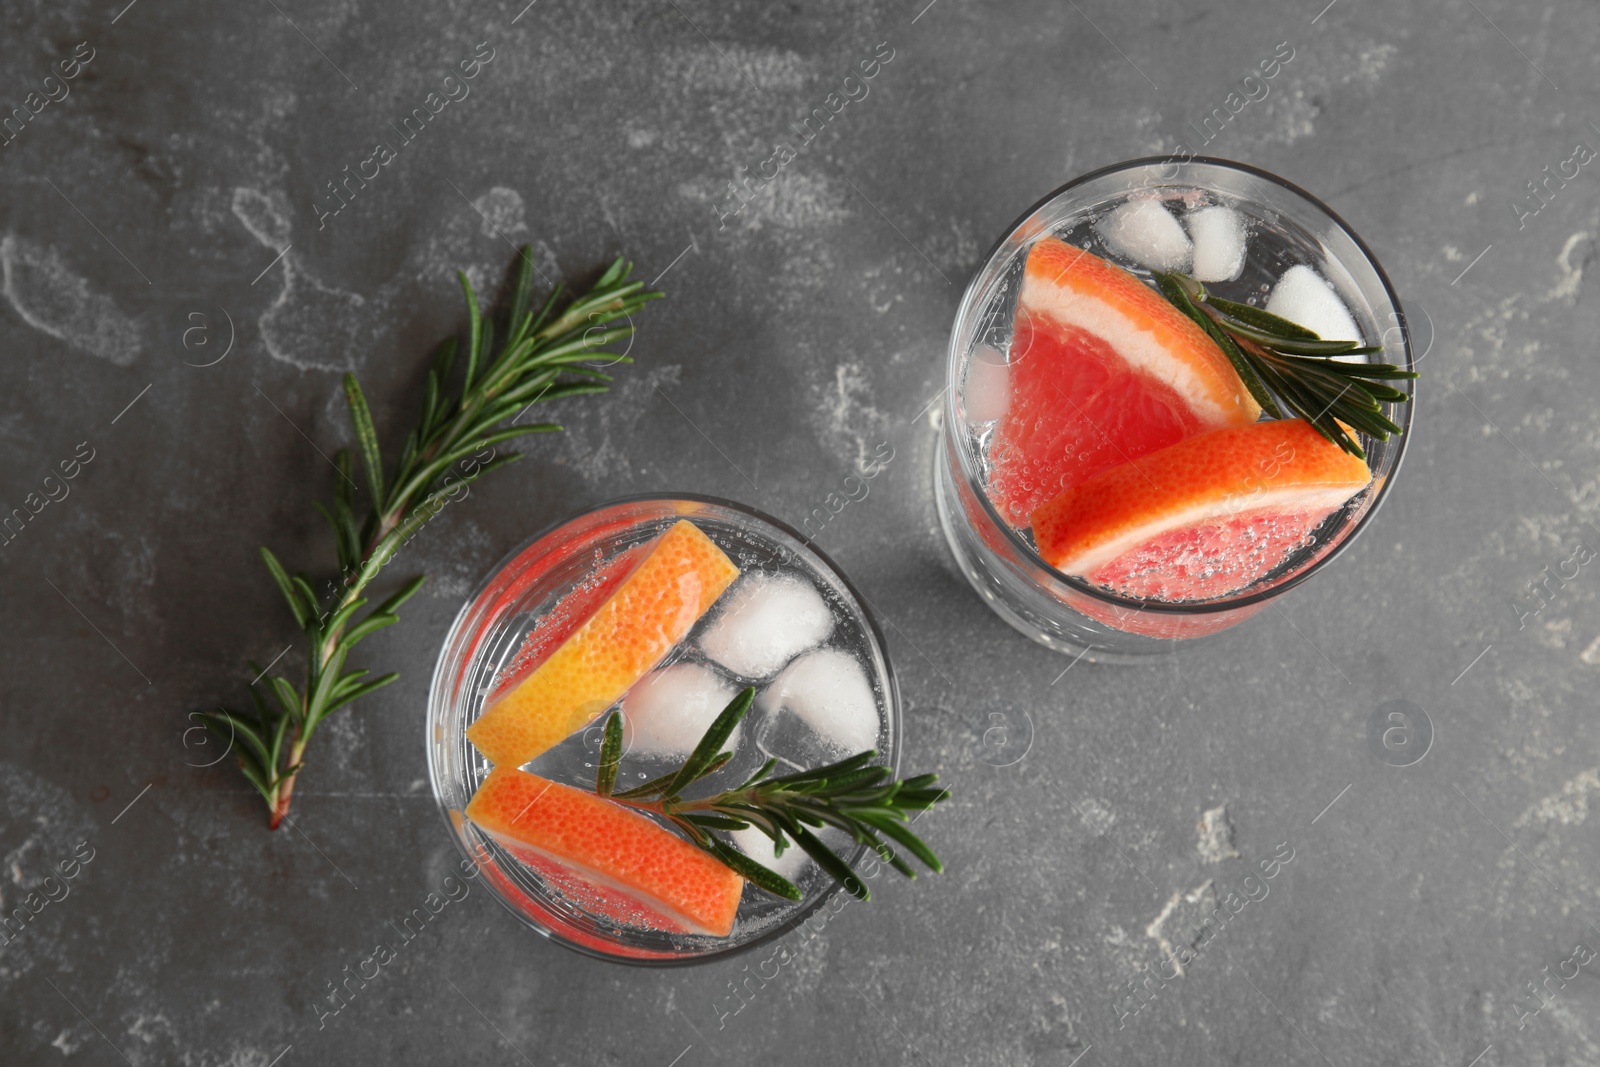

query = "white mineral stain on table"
[0,236,144,366]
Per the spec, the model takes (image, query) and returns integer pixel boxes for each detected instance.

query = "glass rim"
[942,154,1417,617]
[425,491,902,966]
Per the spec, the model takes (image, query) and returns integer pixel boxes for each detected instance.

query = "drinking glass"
[427,494,900,963]
[934,157,1416,660]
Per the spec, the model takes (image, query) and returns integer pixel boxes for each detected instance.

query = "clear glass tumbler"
[934,157,1416,661]
[427,494,900,963]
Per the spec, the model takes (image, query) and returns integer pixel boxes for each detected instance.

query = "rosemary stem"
[271,522,394,830]
[214,250,662,832]
[269,733,308,830]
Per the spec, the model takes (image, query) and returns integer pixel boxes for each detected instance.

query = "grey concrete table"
[2,0,1597,1063]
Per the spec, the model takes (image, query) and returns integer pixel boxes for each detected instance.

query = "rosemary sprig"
[198,248,662,829]
[595,688,950,902]
[1152,271,1417,459]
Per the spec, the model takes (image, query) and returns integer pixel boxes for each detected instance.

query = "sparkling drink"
[428,495,898,962]
[935,157,1416,660]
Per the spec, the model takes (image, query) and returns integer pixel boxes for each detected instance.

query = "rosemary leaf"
[595,712,623,797]
[734,756,779,792]
[792,825,870,901]
[708,839,802,901]
[258,548,308,629]
[460,272,483,393]
[665,688,754,796]
[343,375,386,512]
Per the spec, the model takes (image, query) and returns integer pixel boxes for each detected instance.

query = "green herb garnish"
[1152,271,1417,459]
[198,248,662,828]
[595,688,949,902]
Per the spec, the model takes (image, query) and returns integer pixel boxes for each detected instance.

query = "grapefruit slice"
[985,238,1261,524]
[467,520,739,768]
[1031,419,1372,601]
[466,767,745,937]
[483,540,653,706]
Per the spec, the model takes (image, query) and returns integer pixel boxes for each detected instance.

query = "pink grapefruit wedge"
[467,520,739,768]
[1031,419,1372,601]
[985,237,1261,524]
[466,767,745,937]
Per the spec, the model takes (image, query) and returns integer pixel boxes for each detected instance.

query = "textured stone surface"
[2,0,1598,1064]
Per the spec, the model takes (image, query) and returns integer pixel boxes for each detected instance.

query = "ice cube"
[761,648,879,755]
[1096,200,1192,272]
[729,825,812,880]
[963,344,1010,423]
[1187,206,1246,283]
[699,572,834,681]
[621,663,739,758]
[1265,265,1362,344]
